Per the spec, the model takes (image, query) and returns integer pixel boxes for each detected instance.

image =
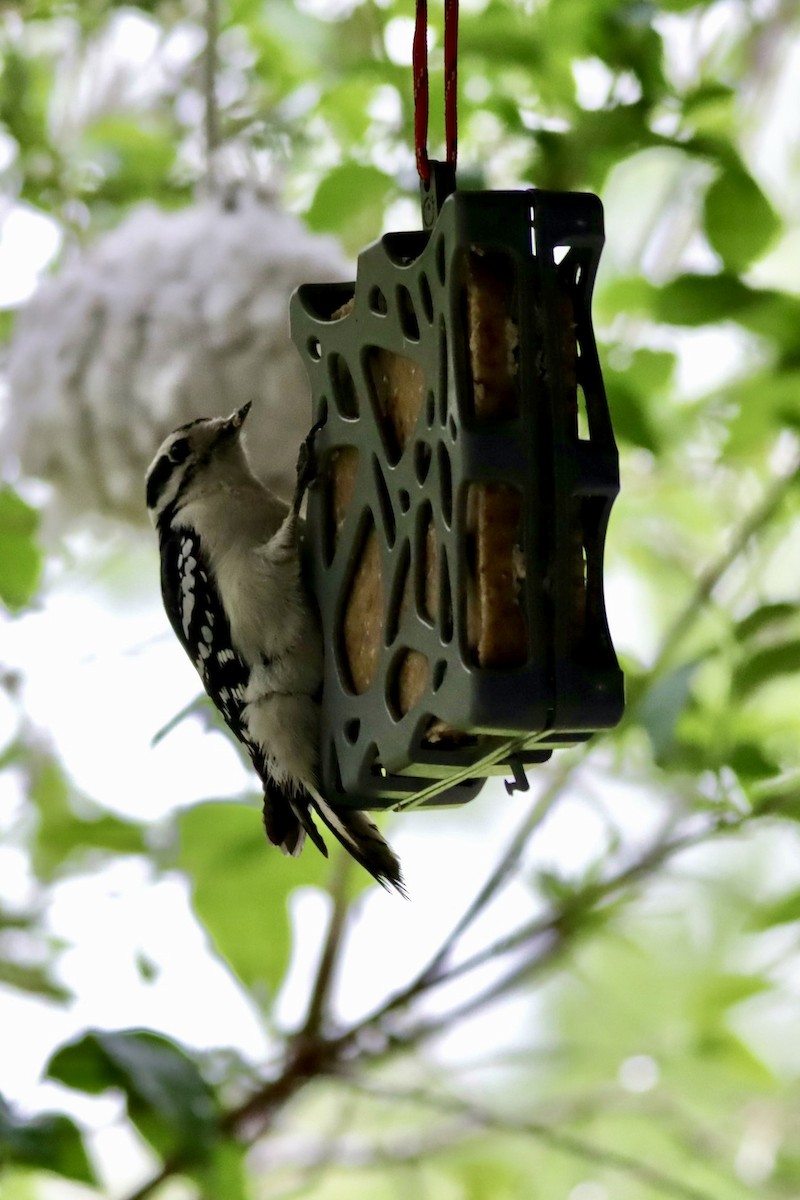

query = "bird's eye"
[168,438,191,464]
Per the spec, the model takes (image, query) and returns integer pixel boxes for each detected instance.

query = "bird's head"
[145,401,253,527]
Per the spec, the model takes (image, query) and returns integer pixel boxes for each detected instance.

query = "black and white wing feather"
[158,525,251,739]
[158,522,318,861]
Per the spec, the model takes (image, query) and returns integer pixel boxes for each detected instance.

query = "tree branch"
[297,852,352,1042]
[427,816,722,989]
[347,811,750,1053]
[329,760,578,1043]
[121,793,774,1200]
[422,756,577,978]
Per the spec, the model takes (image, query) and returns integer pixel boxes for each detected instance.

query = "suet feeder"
[291,163,623,811]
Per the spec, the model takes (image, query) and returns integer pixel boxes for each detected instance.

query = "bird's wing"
[158,524,252,737]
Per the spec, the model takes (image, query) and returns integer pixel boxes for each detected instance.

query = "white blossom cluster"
[3,192,350,522]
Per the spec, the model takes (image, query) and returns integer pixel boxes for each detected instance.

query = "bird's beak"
[229,401,252,429]
[219,401,252,440]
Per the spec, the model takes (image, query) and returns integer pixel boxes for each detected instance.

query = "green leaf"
[727,740,779,782]
[601,272,800,354]
[317,79,383,144]
[30,757,146,880]
[460,5,545,72]
[306,162,394,252]
[735,603,798,644]
[652,272,756,325]
[636,661,701,760]
[47,1029,217,1160]
[178,801,329,991]
[0,51,50,153]
[136,952,159,983]
[538,869,579,906]
[0,961,70,1003]
[605,377,661,452]
[682,81,736,134]
[0,738,25,773]
[750,777,800,821]
[0,1095,95,1184]
[0,308,17,345]
[723,369,800,459]
[443,1145,530,1200]
[732,640,800,699]
[752,888,800,929]
[82,116,181,205]
[0,905,36,932]
[189,1138,252,1200]
[698,972,771,1014]
[692,1024,773,1078]
[0,487,42,612]
[604,347,675,452]
[704,167,780,273]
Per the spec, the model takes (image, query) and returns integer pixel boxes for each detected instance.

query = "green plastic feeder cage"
[291,167,623,811]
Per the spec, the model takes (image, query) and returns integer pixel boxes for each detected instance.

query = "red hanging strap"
[414,0,459,185]
[413,0,430,183]
[443,0,458,170]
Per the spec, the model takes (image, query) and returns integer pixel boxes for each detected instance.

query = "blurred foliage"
[48,1029,219,1159]
[0,1096,95,1185]
[2,0,800,1197]
[178,799,330,991]
[0,487,42,611]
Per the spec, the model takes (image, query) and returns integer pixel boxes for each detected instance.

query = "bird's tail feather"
[262,782,405,895]
[309,789,406,897]
[263,787,311,858]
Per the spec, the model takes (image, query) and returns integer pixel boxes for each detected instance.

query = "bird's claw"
[293,415,326,513]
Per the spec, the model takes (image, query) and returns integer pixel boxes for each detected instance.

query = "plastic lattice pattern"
[290,186,624,811]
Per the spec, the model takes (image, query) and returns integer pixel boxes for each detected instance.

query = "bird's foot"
[293,415,326,513]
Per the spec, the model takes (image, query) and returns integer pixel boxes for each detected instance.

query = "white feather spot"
[181,591,195,637]
[201,625,213,643]
[198,642,211,660]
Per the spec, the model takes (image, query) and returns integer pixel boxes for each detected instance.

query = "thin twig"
[257,1120,477,1198]
[426,817,723,988]
[349,812,749,1053]
[336,761,578,1039]
[651,454,799,675]
[340,1081,728,1200]
[257,1092,363,1200]
[203,0,220,190]
[423,756,576,978]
